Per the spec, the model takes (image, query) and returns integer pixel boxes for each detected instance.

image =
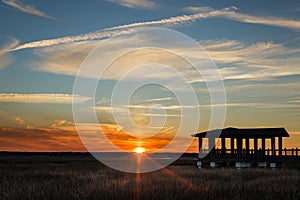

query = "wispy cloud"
[183,6,214,13]
[10,6,238,51]
[31,40,195,79]
[6,5,300,54]
[106,0,157,9]
[32,41,98,76]
[0,127,85,152]
[144,97,173,102]
[96,97,110,105]
[289,100,300,103]
[0,93,90,104]
[0,37,19,69]
[32,37,300,82]
[2,0,59,21]
[50,120,67,128]
[2,6,300,83]
[199,39,300,81]
[127,104,194,110]
[185,6,300,31]
[0,122,181,152]
[0,110,24,125]
[13,116,24,125]
[201,102,300,109]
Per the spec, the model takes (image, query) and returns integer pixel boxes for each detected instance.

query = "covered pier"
[192,127,297,169]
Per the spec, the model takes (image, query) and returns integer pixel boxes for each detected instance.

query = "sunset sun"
[133,147,146,154]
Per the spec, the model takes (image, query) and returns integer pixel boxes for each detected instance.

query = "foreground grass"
[0,157,299,200]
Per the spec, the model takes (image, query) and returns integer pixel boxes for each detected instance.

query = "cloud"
[0,110,26,126]
[289,100,300,103]
[3,6,299,83]
[0,127,86,152]
[183,6,213,13]
[201,102,300,109]
[0,37,19,69]
[127,104,194,110]
[145,97,174,102]
[32,41,98,76]
[106,0,157,9]
[185,6,300,31]
[0,93,90,104]
[2,0,59,21]
[25,125,34,129]
[5,5,298,84]
[7,5,300,52]
[186,39,300,82]
[32,40,207,81]
[51,120,67,128]
[141,113,181,117]
[95,106,114,112]
[13,117,24,125]
[10,6,238,51]
[96,97,110,105]
[32,36,300,83]
[0,122,181,152]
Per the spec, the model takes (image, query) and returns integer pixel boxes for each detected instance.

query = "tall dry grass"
[0,156,299,200]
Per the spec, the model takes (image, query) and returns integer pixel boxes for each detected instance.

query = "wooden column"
[221,137,226,154]
[209,138,215,162]
[208,138,215,150]
[198,137,202,153]
[245,138,250,155]
[197,137,203,168]
[271,137,276,156]
[278,136,282,156]
[254,138,258,155]
[231,138,235,154]
[261,138,266,156]
[237,137,242,162]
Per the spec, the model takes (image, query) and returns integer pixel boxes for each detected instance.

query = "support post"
[261,138,266,156]
[231,138,235,155]
[208,137,215,152]
[271,137,276,156]
[245,138,250,155]
[209,138,215,168]
[278,136,282,156]
[221,137,226,155]
[254,138,258,155]
[237,137,242,162]
[198,137,202,153]
[236,137,243,169]
[197,137,203,168]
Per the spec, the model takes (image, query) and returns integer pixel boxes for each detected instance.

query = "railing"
[200,148,300,157]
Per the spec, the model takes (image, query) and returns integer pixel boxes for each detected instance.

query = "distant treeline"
[0,151,198,158]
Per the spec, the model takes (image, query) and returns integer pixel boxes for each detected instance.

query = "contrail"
[9,5,300,52]
[10,7,234,51]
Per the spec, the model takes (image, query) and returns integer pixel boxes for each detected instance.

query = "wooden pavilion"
[192,127,297,169]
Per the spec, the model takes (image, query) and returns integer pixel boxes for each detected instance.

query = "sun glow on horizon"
[133,147,146,154]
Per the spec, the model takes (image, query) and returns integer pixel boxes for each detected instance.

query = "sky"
[0,0,300,152]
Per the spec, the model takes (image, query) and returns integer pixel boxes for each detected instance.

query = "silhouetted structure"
[192,127,299,169]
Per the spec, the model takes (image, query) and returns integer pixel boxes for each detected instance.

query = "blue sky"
[0,0,300,151]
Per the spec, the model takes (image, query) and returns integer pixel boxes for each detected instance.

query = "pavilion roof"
[191,127,289,138]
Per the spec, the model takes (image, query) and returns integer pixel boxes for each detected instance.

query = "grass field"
[0,156,299,200]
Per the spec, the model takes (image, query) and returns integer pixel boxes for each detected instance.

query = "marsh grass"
[0,156,299,200]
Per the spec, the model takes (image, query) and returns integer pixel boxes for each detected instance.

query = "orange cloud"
[0,124,200,153]
[13,117,24,125]
[0,127,85,152]
[51,120,67,127]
